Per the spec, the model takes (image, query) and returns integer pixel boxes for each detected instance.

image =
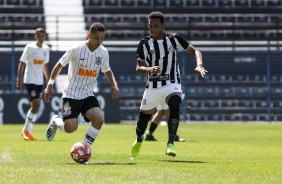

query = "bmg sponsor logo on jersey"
[78,68,97,77]
[33,59,44,64]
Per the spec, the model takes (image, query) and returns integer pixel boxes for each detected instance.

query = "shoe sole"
[46,126,56,141]
[46,115,59,141]
[166,152,176,157]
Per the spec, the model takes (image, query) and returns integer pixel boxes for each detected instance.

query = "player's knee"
[31,99,41,112]
[168,95,182,120]
[167,95,182,110]
[64,121,78,133]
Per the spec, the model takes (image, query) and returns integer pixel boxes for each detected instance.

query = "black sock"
[168,119,179,144]
[147,122,158,135]
[136,112,152,142]
[167,95,181,144]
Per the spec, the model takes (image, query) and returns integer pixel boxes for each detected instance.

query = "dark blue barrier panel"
[0,93,119,125]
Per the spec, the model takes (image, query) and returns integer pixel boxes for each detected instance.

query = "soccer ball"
[70,142,91,163]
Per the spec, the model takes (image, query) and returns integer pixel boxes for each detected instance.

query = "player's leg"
[163,84,182,157]
[164,106,185,142]
[165,93,182,157]
[82,96,104,146]
[21,84,42,140]
[130,89,161,158]
[174,93,186,142]
[131,109,154,158]
[46,98,81,141]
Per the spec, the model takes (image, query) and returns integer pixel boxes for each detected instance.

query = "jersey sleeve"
[19,45,29,63]
[101,50,111,73]
[59,47,75,67]
[175,34,190,51]
[44,47,50,64]
[136,40,147,61]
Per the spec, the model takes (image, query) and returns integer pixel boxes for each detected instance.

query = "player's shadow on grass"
[159,160,207,164]
[67,162,137,165]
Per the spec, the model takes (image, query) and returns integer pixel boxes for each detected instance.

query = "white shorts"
[156,98,169,110]
[140,83,182,110]
[156,92,186,110]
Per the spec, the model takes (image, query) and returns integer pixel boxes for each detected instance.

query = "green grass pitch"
[0,123,282,184]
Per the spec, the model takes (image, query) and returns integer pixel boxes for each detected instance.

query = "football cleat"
[130,140,143,159]
[145,134,158,141]
[175,135,185,142]
[166,143,176,157]
[21,130,37,141]
[46,115,59,141]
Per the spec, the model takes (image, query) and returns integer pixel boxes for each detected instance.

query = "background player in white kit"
[44,22,120,148]
[130,11,207,158]
[16,28,50,141]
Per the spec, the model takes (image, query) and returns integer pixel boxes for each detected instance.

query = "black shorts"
[62,96,101,122]
[24,83,43,101]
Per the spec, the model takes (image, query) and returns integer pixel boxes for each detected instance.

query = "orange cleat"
[21,130,37,141]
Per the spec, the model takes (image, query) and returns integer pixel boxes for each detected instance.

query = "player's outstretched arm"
[44,62,63,102]
[104,70,120,100]
[186,44,208,78]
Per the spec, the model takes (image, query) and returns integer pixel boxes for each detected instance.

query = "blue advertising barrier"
[0,93,119,125]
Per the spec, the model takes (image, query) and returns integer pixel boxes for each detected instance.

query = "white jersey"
[59,42,111,100]
[20,42,50,85]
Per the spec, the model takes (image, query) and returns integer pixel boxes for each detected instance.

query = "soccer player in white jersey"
[16,28,50,141]
[130,11,207,158]
[43,22,120,152]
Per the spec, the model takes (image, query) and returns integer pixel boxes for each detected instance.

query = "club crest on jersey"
[63,101,71,117]
[95,56,102,65]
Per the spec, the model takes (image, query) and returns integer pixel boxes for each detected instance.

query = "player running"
[130,11,207,158]
[44,22,120,149]
[17,28,50,141]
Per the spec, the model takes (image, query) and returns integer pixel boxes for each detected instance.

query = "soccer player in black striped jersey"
[130,11,207,158]
[44,23,120,159]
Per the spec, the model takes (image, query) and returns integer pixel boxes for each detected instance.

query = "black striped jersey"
[20,42,50,85]
[59,42,111,100]
[136,33,190,89]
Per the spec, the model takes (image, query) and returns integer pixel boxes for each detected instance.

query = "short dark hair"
[35,28,46,34]
[148,11,164,24]
[89,22,106,33]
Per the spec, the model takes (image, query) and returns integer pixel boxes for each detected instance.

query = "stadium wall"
[0,93,119,125]
[0,49,281,123]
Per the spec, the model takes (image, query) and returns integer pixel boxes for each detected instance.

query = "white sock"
[23,110,35,132]
[54,116,65,132]
[29,114,37,134]
[84,126,100,146]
